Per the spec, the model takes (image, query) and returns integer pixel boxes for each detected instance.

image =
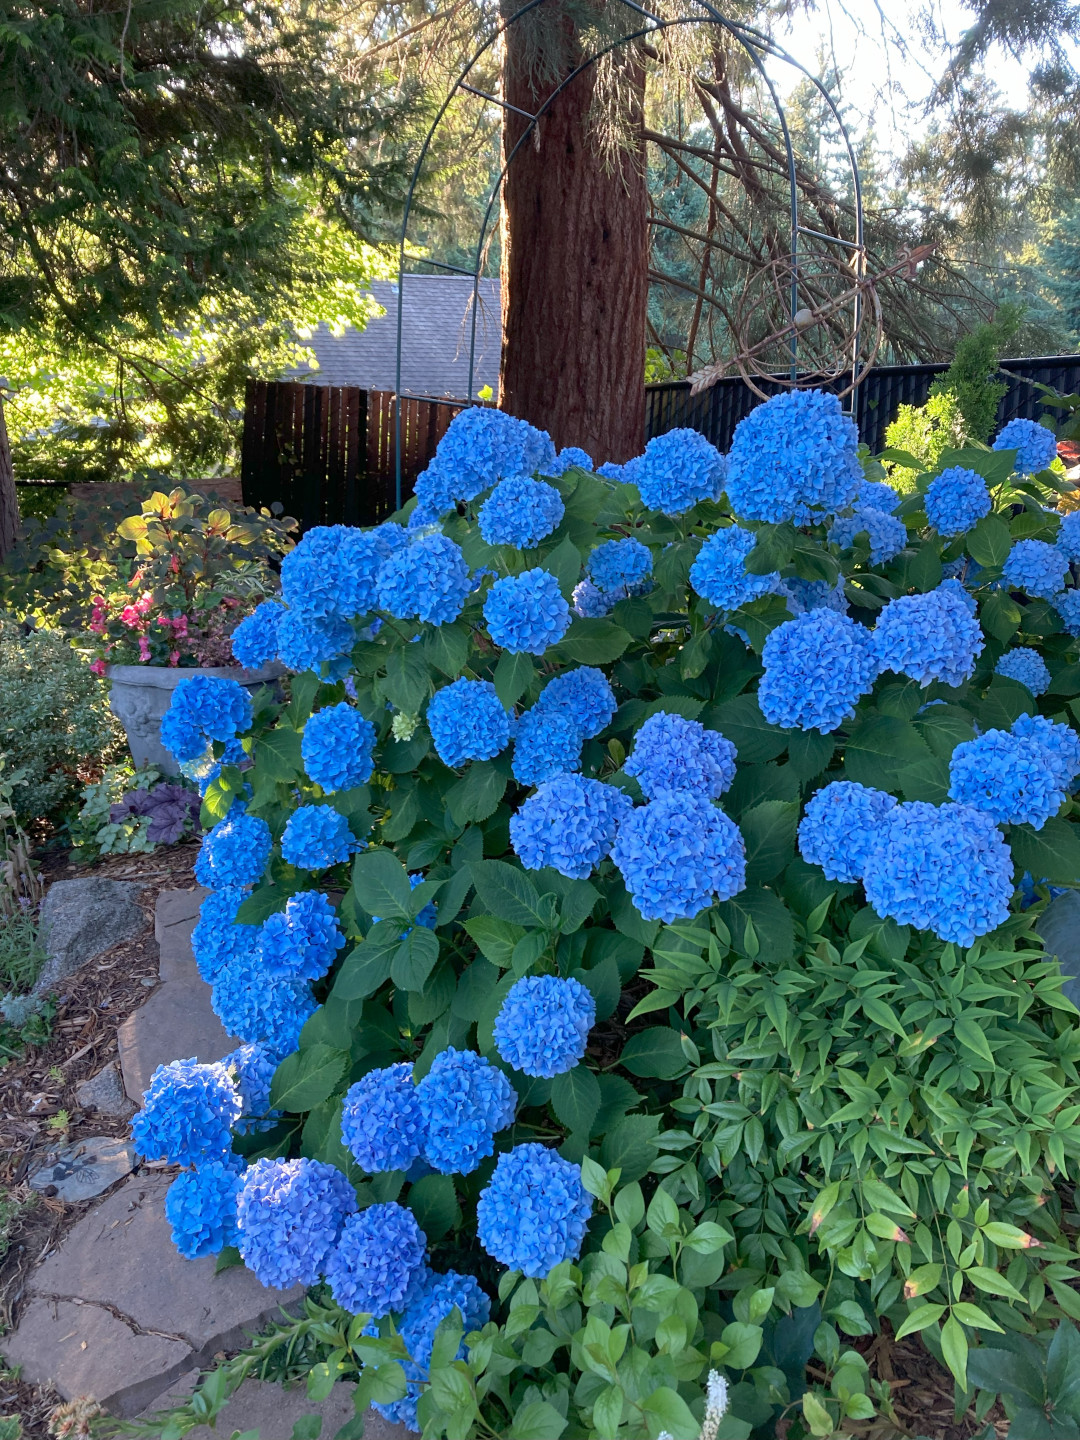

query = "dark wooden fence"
[240,381,461,527]
[242,356,1080,527]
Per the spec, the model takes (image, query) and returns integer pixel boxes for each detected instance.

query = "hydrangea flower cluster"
[477,1143,592,1277]
[376,533,472,625]
[828,505,907,564]
[856,479,899,512]
[949,726,1068,829]
[924,466,992,537]
[993,417,1059,475]
[281,805,360,870]
[798,781,898,882]
[633,428,725,514]
[493,975,596,1077]
[323,1203,426,1316]
[160,676,254,765]
[224,1043,282,1133]
[1055,588,1080,636]
[340,1050,515,1178]
[624,711,737,799]
[1003,539,1070,600]
[689,526,780,610]
[510,774,632,878]
[165,1159,244,1259]
[230,600,286,670]
[571,578,611,618]
[873,582,985,687]
[478,477,564,548]
[413,408,556,514]
[548,445,592,475]
[211,953,317,1050]
[131,1057,242,1166]
[511,707,582,785]
[427,679,513,769]
[725,389,861,522]
[612,790,746,923]
[758,610,879,732]
[374,1269,491,1431]
[276,608,354,674]
[586,537,652,599]
[995,648,1051,695]
[195,810,272,890]
[780,575,849,617]
[1058,510,1080,563]
[484,569,570,654]
[258,890,345,981]
[235,1157,356,1289]
[280,523,405,620]
[301,703,376,792]
[534,666,616,737]
[191,887,259,984]
[862,802,1013,946]
[1012,712,1080,789]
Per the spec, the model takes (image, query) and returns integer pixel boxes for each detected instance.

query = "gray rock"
[29,1136,136,1202]
[34,878,145,995]
[75,1062,135,1119]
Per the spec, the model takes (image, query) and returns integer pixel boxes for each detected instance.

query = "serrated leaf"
[551,1064,601,1135]
[493,650,535,709]
[619,1027,688,1079]
[270,1044,348,1111]
[556,618,632,664]
[545,536,583,598]
[423,624,469,679]
[407,1172,459,1241]
[740,799,799,883]
[351,848,413,919]
[390,925,440,991]
[1010,818,1080,887]
[256,725,304,782]
[330,922,402,999]
[470,859,548,927]
[967,514,1013,567]
[446,761,507,826]
[462,915,526,967]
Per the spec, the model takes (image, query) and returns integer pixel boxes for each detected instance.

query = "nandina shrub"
[131,402,1080,1440]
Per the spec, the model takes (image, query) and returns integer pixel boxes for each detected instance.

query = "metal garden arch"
[394,0,868,504]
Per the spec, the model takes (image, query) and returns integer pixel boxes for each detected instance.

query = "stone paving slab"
[119,971,232,1103]
[139,1372,410,1440]
[154,886,208,942]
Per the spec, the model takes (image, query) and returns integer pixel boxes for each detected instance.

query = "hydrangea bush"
[135,396,1080,1440]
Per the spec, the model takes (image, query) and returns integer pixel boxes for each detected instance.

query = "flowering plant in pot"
[127,401,1080,1440]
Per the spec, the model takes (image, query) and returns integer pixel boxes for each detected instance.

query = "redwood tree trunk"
[499,7,648,463]
[0,395,17,560]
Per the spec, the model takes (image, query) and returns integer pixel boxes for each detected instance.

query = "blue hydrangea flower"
[276,609,354,674]
[1057,511,1080,563]
[624,711,737,799]
[341,1063,426,1174]
[993,418,1059,475]
[534,666,616,738]
[779,575,849,617]
[281,805,359,871]
[231,601,286,669]
[477,1143,592,1277]
[414,409,556,514]
[1054,589,1080,636]
[484,569,571,654]
[829,506,908,564]
[856,479,900,513]
[236,1157,356,1289]
[596,461,626,480]
[939,575,978,616]
[995,648,1050,695]
[301,704,376,792]
[478,478,565,548]
[416,1048,516,1175]
[131,1057,242,1166]
[949,727,1067,829]
[1012,712,1080,789]
[874,583,985,687]
[192,887,259,984]
[426,679,512,768]
[689,526,780,610]
[211,955,317,1049]
[725,390,862,522]
[587,538,652,598]
[633,429,725,514]
[512,707,582,786]
[194,811,272,891]
[280,525,403,620]
[924,466,992,537]
[798,781,898,882]
[258,890,345,982]
[1003,539,1069,600]
[494,976,595,1078]
[165,1158,244,1259]
[323,1203,427,1316]
[611,791,746,923]
[160,675,253,765]
[758,610,879,732]
[510,774,632,879]
[861,801,1013,947]
[224,1043,282,1134]
[376,534,472,626]
[374,1270,491,1432]
[572,579,612,618]
[547,446,593,475]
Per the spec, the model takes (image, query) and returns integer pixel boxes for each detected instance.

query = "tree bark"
[0,394,18,561]
[499,7,648,463]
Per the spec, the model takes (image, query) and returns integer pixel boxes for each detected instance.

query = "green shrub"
[0,618,121,825]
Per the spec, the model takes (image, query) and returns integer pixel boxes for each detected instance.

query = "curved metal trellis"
[394,0,868,505]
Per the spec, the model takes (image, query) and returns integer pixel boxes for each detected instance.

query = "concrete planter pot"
[106,662,284,774]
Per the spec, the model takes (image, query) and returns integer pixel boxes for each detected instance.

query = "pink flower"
[174,614,189,637]
[168,650,180,667]
[90,658,106,677]
[120,606,140,628]
[138,635,151,662]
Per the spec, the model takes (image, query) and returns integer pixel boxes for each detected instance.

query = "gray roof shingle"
[286,276,501,399]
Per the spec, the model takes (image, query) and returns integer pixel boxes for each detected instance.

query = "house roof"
[287,276,501,399]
